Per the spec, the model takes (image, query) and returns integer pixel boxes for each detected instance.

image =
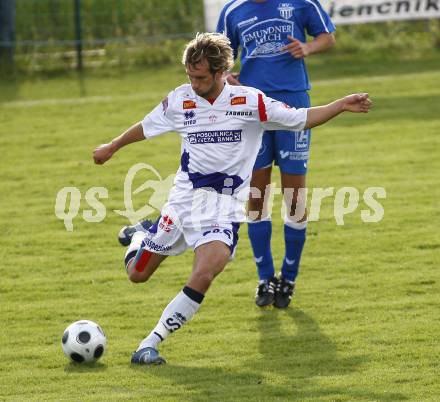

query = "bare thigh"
[248,166,272,221]
[186,241,231,294]
[281,172,307,222]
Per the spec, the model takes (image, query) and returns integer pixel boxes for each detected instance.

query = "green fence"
[1,0,439,75]
[14,0,203,44]
[0,0,204,73]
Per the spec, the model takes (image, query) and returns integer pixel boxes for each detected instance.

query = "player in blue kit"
[217,0,336,308]
[93,33,371,365]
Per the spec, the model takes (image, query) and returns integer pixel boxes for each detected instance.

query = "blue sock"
[281,224,307,282]
[247,220,275,280]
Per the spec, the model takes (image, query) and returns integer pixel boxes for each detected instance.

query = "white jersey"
[141,82,307,224]
[142,83,307,195]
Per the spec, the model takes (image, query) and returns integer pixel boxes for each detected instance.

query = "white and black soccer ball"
[61,320,107,363]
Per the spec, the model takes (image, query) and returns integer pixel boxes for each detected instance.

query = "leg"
[132,241,231,365]
[281,172,307,224]
[124,231,168,283]
[248,166,278,307]
[248,165,272,221]
[126,252,167,283]
[247,165,276,281]
[247,130,278,306]
[187,240,232,293]
[275,172,308,308]
[272,91,311,307]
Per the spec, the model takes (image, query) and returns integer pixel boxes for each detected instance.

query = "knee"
[128,271,146,283]
[248,197,265,221]
[286,199,308,221]
[125,247,156,283]
[193,265,224,286]
[193,272,214,289]
[126,259,149,283]
[248,196,264,212]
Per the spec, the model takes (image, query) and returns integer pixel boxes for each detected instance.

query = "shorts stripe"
[229,222,240,254]
[134,248,153,272]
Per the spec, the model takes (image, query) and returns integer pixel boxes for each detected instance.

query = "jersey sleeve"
[141,90,176,138]
[258,93,308,131]
[304,0,336,37]
[216,5,240,60]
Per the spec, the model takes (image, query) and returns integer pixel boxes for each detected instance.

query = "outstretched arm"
[305,93,372,129]
[93,122,144,165]
[261,93,372,132]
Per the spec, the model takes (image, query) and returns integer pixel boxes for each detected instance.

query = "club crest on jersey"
[183,100,196,109]
[278,3,294,19]
[231,96,246,105]
[159,215,174,232]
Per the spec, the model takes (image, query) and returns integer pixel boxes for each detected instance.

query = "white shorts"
[124,188,242,263]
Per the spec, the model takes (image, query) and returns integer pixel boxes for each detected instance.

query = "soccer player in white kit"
[93,32,372,365]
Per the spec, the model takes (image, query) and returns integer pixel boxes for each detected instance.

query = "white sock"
[137,288,203,351]
[124,231,147,270]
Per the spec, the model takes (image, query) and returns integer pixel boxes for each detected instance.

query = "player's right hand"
[93,143,115,165]
[282,35,310,59]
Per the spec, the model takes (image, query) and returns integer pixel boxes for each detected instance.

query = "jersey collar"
[193,81,230,107]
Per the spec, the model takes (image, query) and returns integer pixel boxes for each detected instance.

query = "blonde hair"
[182,32,234,74]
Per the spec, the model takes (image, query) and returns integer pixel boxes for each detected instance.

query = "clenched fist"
[93,143,116,165]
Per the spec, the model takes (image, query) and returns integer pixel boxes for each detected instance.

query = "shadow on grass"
[130,362,279,401]
[64,361,108,373]
[136,308,407,401]
[252,308,408,401]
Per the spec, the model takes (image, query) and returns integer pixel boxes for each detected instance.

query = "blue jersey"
[217,0,335,93]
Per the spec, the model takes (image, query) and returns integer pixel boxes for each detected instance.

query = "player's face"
[186,60,223,99]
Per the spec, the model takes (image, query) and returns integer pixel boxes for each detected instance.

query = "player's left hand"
[342,93,373,113]
[282,35,310,59]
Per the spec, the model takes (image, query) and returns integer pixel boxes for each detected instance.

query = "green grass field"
[1,54,440,401]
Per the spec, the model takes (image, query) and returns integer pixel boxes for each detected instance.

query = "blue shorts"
[254,91,311,175]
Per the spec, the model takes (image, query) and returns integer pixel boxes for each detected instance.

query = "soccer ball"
[61,320,107,363]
